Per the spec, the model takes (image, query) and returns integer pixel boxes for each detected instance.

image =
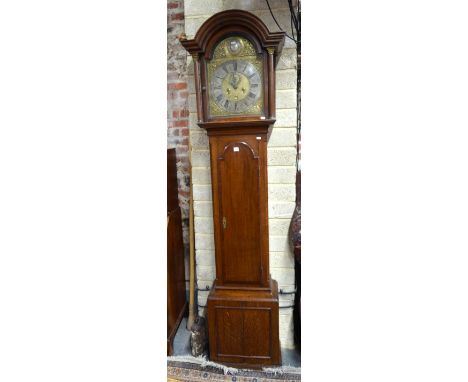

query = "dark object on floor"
[167,359,301,381]
[191,316,208,357]
[167,148,188,355]
[289,170,301,350]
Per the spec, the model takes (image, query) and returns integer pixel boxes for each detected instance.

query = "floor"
[172,317,301,368]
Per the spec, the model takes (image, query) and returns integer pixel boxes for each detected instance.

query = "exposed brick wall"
[167,0,190,253]
[185,1,299,349]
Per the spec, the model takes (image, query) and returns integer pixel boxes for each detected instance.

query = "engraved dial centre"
[222,72,250,102]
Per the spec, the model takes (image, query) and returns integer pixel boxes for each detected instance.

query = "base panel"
[207,279,281,368]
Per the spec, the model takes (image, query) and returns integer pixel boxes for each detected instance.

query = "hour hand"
[229,75,237,89]
[230,73,240,89]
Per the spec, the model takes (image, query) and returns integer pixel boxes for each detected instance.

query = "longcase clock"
[180,10,285,368]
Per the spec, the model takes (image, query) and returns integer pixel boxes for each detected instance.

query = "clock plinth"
[207,279,281,368]
[180,9,285,368]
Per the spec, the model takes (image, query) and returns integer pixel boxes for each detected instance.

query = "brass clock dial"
[210,60,261,114]
[207,36,264,117]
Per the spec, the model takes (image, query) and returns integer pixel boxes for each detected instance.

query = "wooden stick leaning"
[186,124,197,331]
[185,49,202,331]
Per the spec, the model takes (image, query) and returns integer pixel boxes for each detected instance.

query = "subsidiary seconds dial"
[210,59,262,114]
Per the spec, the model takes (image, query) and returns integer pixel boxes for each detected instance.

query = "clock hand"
[234,74,242,88]
[230,73,242,90]
[229,74,238,90]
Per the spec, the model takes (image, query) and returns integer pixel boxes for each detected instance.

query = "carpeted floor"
[168,318,301,381]
[167,357,301,381]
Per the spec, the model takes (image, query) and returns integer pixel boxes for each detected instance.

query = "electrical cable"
[264,0,297,43]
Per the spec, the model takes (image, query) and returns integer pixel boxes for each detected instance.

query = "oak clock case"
[180,10,285,369]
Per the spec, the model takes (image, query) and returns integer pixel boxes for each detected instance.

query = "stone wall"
[167,0,190,255]
[184,0,298,349]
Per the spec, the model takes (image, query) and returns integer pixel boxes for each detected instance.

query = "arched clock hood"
[180,9,285,60]
[180,10,285,128]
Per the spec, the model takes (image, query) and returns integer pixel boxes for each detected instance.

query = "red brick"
[171,13,184,21]
[173,119,188,127]
[168,82,187,90]
[172,110,179,118]
[168,2,180,9]
[180,128,189,136]
[180,109,189,117]
[179,91,189,100]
